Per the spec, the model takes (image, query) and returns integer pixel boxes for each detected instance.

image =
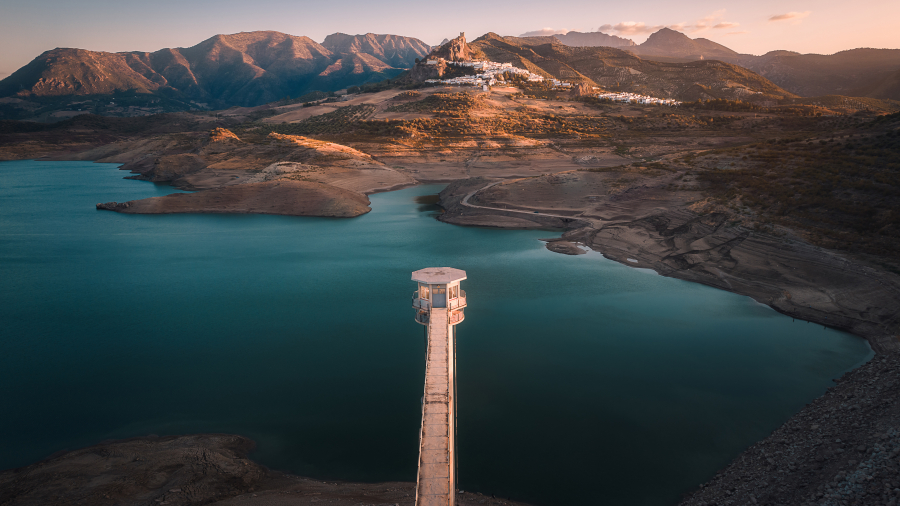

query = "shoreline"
[679,352,900,506]
[431,175,900,503]
[3,160,898,505]
[0,434,531,506]
[436,177,900,355]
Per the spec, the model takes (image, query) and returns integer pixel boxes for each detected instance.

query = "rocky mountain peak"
[641,28,696,52]
[0,30,428,111]
[429,32,474,62]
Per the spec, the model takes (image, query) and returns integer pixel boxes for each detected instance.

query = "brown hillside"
[731,48,900,100]
[0,31,430,109]
[559,28,900,101]
[860,68,900,101]
[631,28,738,59]
[469,34,795,101]
[322,33,430,68]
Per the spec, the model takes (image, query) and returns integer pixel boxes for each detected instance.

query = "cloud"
[726,31,749,35]
[677,10,741,32]
[519,28,569,37]
[598,11,739,37]
[769,11,811,22]
[598,22,663,36]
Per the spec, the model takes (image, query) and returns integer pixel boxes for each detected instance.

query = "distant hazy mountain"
[547,27,900,100]
[0,31,430,109]
[465,33,795,102]
[731,48,900,100]
[321,33,431,68]
[629,28,738,60]
[553,31,635,49]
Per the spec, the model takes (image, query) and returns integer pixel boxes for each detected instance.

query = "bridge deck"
[416,308,454,506]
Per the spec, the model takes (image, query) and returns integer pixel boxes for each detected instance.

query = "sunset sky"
[1,0,899,78]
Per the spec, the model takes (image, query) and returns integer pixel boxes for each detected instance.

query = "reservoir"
[0,160,872,505]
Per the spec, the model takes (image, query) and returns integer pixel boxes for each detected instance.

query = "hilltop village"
[423,60,546,87]
[422,57,681,106]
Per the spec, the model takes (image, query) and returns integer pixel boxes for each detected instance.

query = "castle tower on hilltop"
[411,267,467,506]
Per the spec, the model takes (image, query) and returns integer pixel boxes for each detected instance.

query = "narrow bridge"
[412,268,467,506]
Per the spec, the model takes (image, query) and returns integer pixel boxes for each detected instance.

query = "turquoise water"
[0,160,872,505]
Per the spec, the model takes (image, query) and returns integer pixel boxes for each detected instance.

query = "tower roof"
[412,267,467,284]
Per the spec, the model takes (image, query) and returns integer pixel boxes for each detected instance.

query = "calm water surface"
[0,160,872,505]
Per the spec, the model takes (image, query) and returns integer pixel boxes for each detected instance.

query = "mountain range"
[550,28,900,100]
[1,27,899,122]
[463,33,794,102]
[0,31,430,110]
[552,31,635,49]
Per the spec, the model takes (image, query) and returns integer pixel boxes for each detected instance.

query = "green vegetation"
[386,92,486,117]
[346,76,423,95]
[397,112,610,138]
[275,91,331,107]
[394,91,421,100]
[614,145,631,156]
[250,98,614,141]
[683,98,829,116]
[245,108,280,122]
[509,79,570,101]
[253,105,379,136]
[683,99,767,113]
[0,91,199,121]
[698,115,900,259]
[784,95,900,114]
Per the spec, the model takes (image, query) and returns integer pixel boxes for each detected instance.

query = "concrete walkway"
[416,308,454,506]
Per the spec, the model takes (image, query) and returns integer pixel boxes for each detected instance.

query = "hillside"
[631,27,738,60]
[552,29,900,101]
[861,68,900,100]
[0,31,430,117]
[321,33,430,68]
[691,111,900,260]
[467,33,795,101]
[731,48,900,100]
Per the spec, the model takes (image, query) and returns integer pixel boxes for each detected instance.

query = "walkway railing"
[449,310,465,325]
[449,290,467,311]
[412,291,431,310]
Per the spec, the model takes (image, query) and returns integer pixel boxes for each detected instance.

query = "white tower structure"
[411,267,467,506]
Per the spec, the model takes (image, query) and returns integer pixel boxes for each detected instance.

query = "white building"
[595,91,681,106]
[425,60,547,88]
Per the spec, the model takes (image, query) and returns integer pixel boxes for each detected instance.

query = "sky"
[1,0,899,78]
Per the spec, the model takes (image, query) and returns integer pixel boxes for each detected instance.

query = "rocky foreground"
[0,435,528,506]
[679,351,900,506]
